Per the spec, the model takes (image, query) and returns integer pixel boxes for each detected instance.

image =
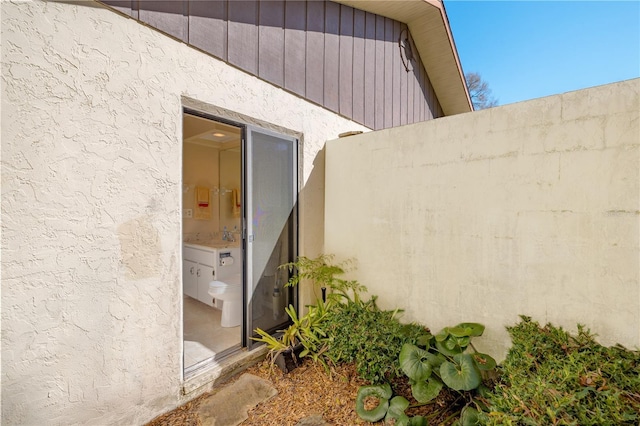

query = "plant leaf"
[400,344,433,381]
[445,338,459,351]
[454,336,470,348]
[435,339,463,356]
[408,416,428,426]
[250,328,288,351]
[355,384,391,422]
[426,352,446,369]
[456,322,485,336]
[439,354,481,391]
[460,406,481,426]
[472,353,497,371]
[385,396,410,424]
[412,377,443,403]
[448,326,470,337]
[416,333,434,348]
[435,328,450,342]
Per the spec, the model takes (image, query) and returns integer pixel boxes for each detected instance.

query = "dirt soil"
[148,358,459,426]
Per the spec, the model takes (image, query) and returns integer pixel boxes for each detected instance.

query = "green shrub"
[324,296,427,384]
[481,316,640,425]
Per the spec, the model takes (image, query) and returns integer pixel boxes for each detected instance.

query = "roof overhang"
[334,0,473,115]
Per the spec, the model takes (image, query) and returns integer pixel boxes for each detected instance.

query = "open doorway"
[181,109,299,376]
[182,113,243,373]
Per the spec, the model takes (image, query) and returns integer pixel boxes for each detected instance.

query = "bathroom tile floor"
[183,296,241,368]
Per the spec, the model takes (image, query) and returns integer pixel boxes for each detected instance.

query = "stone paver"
[197,373,277,425]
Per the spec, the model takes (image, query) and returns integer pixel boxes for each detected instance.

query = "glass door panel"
[244,127,298,347]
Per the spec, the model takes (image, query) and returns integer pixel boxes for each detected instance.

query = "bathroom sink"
[184,241,239,250]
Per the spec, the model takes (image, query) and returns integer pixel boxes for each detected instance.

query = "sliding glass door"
[244,127,298,347]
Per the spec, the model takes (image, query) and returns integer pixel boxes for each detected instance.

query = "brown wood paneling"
[383,17,393,129]
[374,14,385,130]
[398,61,409,126]
[409,76,416,124]
[400,26,408,126]
[189,0,228,61]
[392,20,401,127]
[228,0,259,75]
[417,63,425,122]
[102,0,446,130]
[424,67,434,120]
[435,89,443,117]
[363,11,376,129]
[352,9,365,125]
[324,1,340,112]
[305,1,324,105]
[407,59,415,124]
[431,72,443,118]
[259,1,285,86]
[138,0,188,42]
[409,38,420,123]
[100,0,137,18]
[411,61,420,124]
[421,66,429,121]
[339,5,353,117]
[284,0,306,97]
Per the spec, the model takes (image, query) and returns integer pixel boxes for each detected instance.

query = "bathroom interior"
[182,111,295,374]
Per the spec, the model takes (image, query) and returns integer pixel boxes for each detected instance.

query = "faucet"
[222,228,235,242]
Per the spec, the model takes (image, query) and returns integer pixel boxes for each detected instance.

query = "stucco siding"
[0,0,367,424]
[325,79,640,360]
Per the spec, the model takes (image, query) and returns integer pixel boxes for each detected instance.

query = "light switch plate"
[183,209,193,218]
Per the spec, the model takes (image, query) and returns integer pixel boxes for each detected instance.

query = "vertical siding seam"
[337,3,340,112]
[282,0,287,92]
[303,2,308,98]
[225,0,229,62]
[323,1,327,107]
[350,4,355,119]
[257,0,261,78]
[351,7,355,122]
[374,14,378,129]
[337,3,341,114]
[304,2,309,101]
[184,0,189,45]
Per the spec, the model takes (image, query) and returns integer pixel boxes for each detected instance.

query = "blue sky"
[445,1,640,106]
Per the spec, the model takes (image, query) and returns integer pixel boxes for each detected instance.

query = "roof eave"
[334,0,473,115]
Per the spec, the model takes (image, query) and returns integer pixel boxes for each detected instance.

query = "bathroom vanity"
[183,242,241,307]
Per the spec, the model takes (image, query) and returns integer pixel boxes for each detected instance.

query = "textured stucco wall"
[1,1,367,424]
[325,79,640,359]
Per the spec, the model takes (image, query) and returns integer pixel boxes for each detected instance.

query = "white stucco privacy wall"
[1,1,368,424]
[325,79,640,359]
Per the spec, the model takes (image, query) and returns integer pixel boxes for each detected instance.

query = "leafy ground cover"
[479,316,640,425]
[153,256,640,425]
[151,314,638,425]
[255,255,498,424]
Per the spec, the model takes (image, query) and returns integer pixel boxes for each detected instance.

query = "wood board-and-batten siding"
[101,0,444,130]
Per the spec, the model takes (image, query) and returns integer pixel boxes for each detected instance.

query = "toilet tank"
[217,248,242,279]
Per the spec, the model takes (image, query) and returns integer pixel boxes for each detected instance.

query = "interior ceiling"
[183,113,241,150]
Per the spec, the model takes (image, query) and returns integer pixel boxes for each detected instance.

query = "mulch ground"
[147,358,460,425]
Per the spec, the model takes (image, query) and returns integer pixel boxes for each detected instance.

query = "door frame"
[182,107,299,353]
[242,125,299,349]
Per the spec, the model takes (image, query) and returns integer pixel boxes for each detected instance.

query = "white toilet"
[206,248,242,328]
[209,273,242,327]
